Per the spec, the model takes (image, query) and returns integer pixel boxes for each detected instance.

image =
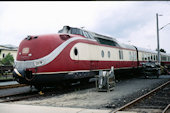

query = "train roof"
[89,31,118,42]
[160,52,170,56]
[58,26,170,55]
[137,47,157,54]
[58,26,118,42]
[119,43,136,50]
[137,47,170,56]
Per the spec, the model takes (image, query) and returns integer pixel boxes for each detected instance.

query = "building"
[0,44,18,61]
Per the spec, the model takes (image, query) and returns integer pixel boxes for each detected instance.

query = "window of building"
[2,53,5,58]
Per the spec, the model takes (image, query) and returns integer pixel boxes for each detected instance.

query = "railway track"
[110,80,170,113]
[0,84,28,90]
[0,81,95,103]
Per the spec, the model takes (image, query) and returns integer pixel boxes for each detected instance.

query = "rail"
[162,104,170,113]
[0,84,28,90]
[110,80,170,113]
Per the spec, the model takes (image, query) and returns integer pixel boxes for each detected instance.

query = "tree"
[156,48,166,53]
[160,48,166,53]
[1,53,14,66]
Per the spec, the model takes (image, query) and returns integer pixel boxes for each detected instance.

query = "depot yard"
[10,75,170,111]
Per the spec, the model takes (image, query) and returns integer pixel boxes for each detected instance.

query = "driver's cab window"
[83,31,94,39]
[58,26,94,39]
[71,28,83,36]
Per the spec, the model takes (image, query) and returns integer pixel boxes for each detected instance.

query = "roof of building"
[0,44,18,51]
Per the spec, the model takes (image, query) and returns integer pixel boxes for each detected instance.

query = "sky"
[0,1,170,53]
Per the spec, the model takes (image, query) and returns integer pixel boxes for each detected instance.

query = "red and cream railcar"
[13,26,170,87]
[160,53,170,66]
[137,48,157,65]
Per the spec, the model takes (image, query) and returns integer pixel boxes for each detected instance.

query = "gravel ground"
[12,75,170,110]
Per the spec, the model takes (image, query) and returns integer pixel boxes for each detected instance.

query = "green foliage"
[0,53,14,66]
[156,48,166,53]
[160,48,166,53]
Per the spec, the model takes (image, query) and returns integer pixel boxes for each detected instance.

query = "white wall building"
[0,45,18,61]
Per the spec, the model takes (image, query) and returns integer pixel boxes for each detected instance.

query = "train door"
[129,51,135,67]
[132,52,135,67]
[89,46,98,71]
[130,51,135,68]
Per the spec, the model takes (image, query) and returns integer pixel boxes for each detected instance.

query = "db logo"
[22,47,29,54]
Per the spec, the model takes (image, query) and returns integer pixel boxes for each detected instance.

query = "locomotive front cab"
[13,34,66,84]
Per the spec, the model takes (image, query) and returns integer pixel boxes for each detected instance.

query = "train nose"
[17,35,62,61]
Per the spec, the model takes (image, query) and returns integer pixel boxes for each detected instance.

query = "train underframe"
[13,69,97,88]
[13,66,141,90]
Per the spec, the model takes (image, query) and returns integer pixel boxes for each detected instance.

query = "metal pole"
[156,13,160,65]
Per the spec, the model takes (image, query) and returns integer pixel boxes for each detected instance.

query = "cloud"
[0,1,170,53]
[91,1,170,52]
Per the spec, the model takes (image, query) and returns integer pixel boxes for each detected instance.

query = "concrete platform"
[0,81,18,86]
[0,103,111,113]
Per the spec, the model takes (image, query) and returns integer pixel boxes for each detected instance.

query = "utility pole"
[156,13,160,65]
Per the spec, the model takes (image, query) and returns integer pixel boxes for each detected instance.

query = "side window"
[119,50,123,60]
[145,54,147,61]
[151,55,153,61]
[134,52,136,60]
[148,54,150,61]
[122,51,123,59]
[119,50,121,59]
[83,31,89,38]
[97,38,118,47]
[108,51,111,58]
[142,53,144,61]
[88,33,94,39]
[129,52,131,60]
[101,50,104,58]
